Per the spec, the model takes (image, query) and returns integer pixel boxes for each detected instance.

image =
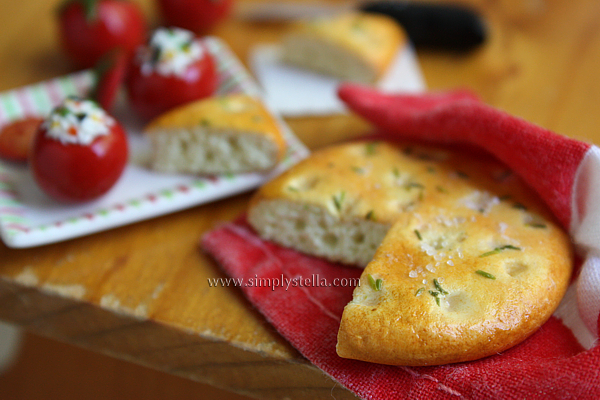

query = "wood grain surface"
[1,0,600,399]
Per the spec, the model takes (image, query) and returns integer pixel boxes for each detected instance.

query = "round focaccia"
[248,140,572,366]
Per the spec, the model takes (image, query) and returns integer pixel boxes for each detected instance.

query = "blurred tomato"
[157,0,233,33]
[126,28,218,120]
[30,99,128,202]
[58,0,147,68]
[0,117,44,162]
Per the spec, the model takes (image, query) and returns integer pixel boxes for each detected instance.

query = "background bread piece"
[249,141,573,365]
[145,94,287,174]
[280,12,406,84]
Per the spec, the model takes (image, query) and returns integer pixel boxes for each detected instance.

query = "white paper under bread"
[250,44,426,116]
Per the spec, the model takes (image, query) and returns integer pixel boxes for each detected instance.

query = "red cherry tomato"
[126,43,218,121]
[30,117,128,203]
[58,0,147,68]
[157,0,233,33]
[0,117,44,162]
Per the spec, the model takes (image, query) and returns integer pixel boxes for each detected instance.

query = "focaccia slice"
[281,12,406,84]
[145,94,287,174]
[248,141,572,365]
[248,141,426,267]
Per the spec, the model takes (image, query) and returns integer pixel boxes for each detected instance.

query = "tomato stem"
[58,0,98,22]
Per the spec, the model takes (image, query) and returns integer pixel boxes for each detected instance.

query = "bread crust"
[248,141,573,365]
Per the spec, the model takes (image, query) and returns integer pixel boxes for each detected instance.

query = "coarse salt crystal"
[499,222,508,234]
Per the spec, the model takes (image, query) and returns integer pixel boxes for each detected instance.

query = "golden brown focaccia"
[248,141,572,366]
[281,12,406,84]
[145,94,287,174]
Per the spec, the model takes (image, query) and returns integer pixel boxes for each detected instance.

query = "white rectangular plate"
[0,37,309,248]
[250,44,426,116]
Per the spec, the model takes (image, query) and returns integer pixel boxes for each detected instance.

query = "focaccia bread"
[281,12,406,84]
[248,141,572,366]
[145,94,287,174]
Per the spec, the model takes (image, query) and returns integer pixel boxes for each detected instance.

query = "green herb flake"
[367,274,382,291]
[479,249,501,257]
[479,245,522,258]
[433,279,449,295]
[150,46,162,64]
[405,182,424,190]
[428,290,441,306]
[181,41,192,52]
[414,229,422,241]
[402,201,416,212]
[333,191,346,212]
[366,210,375,221]
[476,270,496,280]
[365,142,378,155]
[199,119,211,127]
[415,287,425,296]
[427,166,436,173]
[352,166,365,174]
[367,274,376,290]
[436,186,448,193]
[56,106,70,117]
[81,0,98,21]
[392,167,400,178]
[287,186,299,192]
[351,18,364,32]
[526,222,547,229]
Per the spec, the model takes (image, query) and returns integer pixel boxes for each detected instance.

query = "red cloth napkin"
[202,85,600,399]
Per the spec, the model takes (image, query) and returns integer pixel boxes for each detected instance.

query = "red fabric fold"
[202,219,599,400]
[202,87,600,399]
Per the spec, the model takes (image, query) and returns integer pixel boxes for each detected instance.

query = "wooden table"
[1,0,600,398]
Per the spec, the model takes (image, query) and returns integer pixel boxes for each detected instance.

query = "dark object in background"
[361,1,487,52]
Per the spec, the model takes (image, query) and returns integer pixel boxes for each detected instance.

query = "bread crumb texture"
[145,94,286,174]
[249,141,573,366]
